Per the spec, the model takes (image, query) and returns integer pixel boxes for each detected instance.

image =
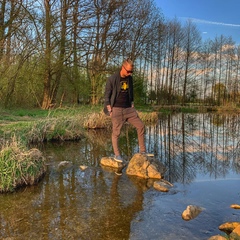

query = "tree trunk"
[41,0,52,109]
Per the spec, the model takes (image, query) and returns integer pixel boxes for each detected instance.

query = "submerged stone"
[153,179,173,192]
[58,161,72,167]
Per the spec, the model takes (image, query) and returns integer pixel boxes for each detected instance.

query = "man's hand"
[107,105,112,113]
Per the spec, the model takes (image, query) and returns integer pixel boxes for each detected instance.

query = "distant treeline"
[0,0,239,109]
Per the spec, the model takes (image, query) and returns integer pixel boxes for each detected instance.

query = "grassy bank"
[1,104,239,143]
[0,106,103,192]
[0,105,158,192]
[0,136,46,192]
[0,105,159,143]
[0,104,238,192]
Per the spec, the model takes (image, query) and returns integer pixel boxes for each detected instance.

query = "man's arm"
[104,76,113,114]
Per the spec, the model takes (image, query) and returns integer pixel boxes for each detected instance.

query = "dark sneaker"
[113,155,123,163]
[140,152,154,157]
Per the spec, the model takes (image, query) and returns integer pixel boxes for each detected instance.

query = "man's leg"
[124,108,146,153]
[111,108,124,156]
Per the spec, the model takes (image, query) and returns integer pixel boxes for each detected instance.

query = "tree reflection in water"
[0,113,240,240]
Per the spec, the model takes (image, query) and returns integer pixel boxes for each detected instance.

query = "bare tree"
[181,20,201,105]
[165,19,183,104]
[41,0,52,109]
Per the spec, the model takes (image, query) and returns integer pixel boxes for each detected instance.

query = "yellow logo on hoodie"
[121,81,129,91]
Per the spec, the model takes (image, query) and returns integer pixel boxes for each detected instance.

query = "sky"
[155,0,240,44]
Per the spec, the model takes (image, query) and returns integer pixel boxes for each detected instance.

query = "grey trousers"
[111,107,146,156]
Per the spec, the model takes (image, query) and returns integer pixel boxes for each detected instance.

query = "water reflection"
[151,113,240,183]
[0,113,240,239]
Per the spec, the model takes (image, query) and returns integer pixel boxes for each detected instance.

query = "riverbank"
[0,105,159,143]
[0,105,158,192]
[0,104,239,192]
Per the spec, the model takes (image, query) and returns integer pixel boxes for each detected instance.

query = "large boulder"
[126,153,166,179]
[219,222,240,235]
[230,224,240,240]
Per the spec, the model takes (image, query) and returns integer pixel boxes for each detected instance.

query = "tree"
[212,83,227,105]
[181,20,201,106]
[41,0,52,109]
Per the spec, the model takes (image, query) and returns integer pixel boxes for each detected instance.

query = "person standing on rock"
[104,58,152,163]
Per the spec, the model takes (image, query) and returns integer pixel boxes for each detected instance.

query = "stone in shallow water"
[153,180,172,192]
[230,224,240,239]
[58,161,72,167]
[182,205,203,221]
[126,153,166,179]
[218,222,240,234]
[100,156,126,170]
[208,235,227,240]
[79,165,88,171]
[230,204,240,209]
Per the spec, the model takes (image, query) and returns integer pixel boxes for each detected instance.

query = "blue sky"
[155,0,240,44]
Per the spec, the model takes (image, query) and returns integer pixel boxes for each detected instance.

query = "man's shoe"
[113,155,123,163]
[140,152,154,157]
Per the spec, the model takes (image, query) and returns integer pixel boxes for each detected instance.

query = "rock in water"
[230,204,240,209]
[230,224,240,239]
[218,222,240,234]
[126,153,166,179]
[182,205,203,221]
[58,161,72,168]
[79,165,88,171]
[100,156,126,169]
[153,180,172,192]
[208,235,227,240]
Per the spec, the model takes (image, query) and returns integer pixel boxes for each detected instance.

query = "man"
[104,58,151,163]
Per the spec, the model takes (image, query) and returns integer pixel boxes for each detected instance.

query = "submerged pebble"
[79,165,88,171]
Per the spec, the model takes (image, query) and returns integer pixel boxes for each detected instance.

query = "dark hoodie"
[104,71,134,115]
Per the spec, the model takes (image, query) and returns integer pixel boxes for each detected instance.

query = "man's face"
[122,64,133,78]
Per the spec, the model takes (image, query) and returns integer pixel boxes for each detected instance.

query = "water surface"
[0,113,240,240]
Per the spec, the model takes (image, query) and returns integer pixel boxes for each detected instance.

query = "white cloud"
[181,17,240,28]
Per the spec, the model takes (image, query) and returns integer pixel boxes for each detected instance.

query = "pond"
[0,113,240,240]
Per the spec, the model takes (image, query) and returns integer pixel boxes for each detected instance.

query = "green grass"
[0,105,102,122]
[0,105,103,141]
[0,137,46,192]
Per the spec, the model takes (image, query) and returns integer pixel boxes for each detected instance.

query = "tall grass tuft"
[0,136,46,192]
[138,111,159,124]
[19,116,85,143]
[83,112,111,129]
